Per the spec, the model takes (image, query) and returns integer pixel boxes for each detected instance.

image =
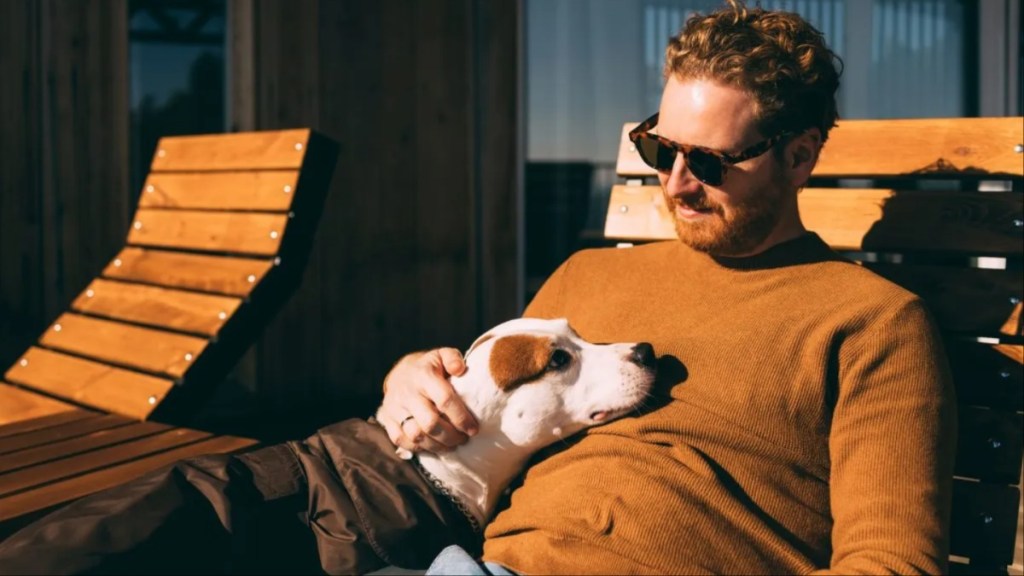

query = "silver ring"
[400,415,415,426]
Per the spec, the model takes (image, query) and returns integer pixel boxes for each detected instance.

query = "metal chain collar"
[411,456,483,534]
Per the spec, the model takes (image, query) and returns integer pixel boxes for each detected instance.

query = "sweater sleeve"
[812,297,957,575]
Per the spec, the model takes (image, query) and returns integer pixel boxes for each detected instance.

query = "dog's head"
[452,317,656,451]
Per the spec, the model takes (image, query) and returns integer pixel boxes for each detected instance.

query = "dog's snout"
[629,343,655,367]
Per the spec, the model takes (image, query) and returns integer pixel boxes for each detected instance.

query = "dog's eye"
[547,349,572,371]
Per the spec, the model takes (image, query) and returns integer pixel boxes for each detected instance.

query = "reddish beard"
[663,176,786,256]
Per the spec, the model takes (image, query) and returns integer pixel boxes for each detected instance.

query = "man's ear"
[785,127,822,188]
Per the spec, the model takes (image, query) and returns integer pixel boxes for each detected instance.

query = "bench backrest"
[1,129,338,423]
[606,116,1023,573]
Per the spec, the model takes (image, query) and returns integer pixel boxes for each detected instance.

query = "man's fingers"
[415,365,478,436]
[437,347,467,377]
[407,400,469,449]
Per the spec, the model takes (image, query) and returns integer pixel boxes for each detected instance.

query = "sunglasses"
[628,113,791,186]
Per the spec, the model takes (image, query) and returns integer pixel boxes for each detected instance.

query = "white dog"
[391,317,657,531]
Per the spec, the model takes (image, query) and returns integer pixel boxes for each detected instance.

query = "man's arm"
[814,298,957,574]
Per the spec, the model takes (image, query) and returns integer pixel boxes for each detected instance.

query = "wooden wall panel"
[0,1,45,372]
[0,0,129,373]
[229,0,521,438]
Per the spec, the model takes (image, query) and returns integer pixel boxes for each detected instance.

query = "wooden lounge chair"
[607,116,1023,574]
[0,128,338,536]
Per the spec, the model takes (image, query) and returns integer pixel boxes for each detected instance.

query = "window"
[128,0,227,194]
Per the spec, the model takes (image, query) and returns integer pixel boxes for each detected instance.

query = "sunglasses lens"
[686,149,724,186]
[636,136,675,172]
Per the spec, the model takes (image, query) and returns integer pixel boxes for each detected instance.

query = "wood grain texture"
[816,117,1024,177]
[0,420,172,474]
[126,208,288,256]
[4,347,175,419]
[0,383,76,426]
[604,185,675,240]
[0,428,214,498]
[149,129,311,171]
[39,313,208,379]
[0,410,94,440]
[102,247,272,297]
[801,189,1023,255]
[0,413,128,455]
[139,170,299,211]
[72,279,242,336]
[0,433,257,522]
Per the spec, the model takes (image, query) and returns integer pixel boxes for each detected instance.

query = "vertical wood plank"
[0,0,45,372]
[43,0,130,324]
[475,0,522,327]
[252,0,324,421]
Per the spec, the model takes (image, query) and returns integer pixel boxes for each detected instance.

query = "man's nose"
[661,153,701,196]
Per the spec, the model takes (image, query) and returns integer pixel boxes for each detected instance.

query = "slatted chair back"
[1,128,338,424]
[606,116,1024,574]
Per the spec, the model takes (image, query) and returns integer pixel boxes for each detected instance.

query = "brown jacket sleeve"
[0,419,478,575]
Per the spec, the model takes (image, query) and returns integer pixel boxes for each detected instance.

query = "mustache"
[671,192,720,213]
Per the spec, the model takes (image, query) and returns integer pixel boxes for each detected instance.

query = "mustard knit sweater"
[483,234,957,575]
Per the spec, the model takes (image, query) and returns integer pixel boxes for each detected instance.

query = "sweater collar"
[679,232,845,271]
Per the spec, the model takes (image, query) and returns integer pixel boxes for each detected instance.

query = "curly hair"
[664,0,842,142]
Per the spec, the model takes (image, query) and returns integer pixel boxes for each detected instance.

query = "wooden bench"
[606,116,1023,574]
[0,128,338,538]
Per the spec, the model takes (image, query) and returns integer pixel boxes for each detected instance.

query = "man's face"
[656,76,797,257]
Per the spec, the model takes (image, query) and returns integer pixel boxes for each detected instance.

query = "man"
[376,1,957,574]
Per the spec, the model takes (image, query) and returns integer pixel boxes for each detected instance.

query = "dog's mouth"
[590,408,633,423]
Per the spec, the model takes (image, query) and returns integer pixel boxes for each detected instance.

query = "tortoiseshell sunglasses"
[628,113,791,186]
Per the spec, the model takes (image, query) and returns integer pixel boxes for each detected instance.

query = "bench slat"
[956,407,1024,484]
[102,247,273,297]
[815,118,1024,178]
[140,170,299,211]
[950,480,1021,566]
[0,427,212,498]
[0,409,94,441]
[0,421,172,474]
[864,264,1022,337]
[604,185,674,240]
[127,209,288,256]
[4,347,176,420]
[949,344,1023,410]
[801,189,1023,255]
[149,129,310,171]
[605,185,1024,257]
[0,413,128,456]
[0,433,258,522]
[0,384,77,426]
[39,313,208,379]
[72,278,242,337]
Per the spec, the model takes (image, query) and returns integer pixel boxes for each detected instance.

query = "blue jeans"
[425,545,517,575]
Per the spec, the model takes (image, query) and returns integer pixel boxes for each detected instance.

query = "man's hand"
[376,348,479,455]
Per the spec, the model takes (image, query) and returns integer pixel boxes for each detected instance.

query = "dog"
[387,317,657,530]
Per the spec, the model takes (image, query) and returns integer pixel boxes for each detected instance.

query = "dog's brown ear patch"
[489,334,551,391]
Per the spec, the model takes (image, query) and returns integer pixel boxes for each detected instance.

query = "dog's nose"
[629,343,656,367]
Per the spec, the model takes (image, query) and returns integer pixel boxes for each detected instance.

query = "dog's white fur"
[405,317,656,527]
